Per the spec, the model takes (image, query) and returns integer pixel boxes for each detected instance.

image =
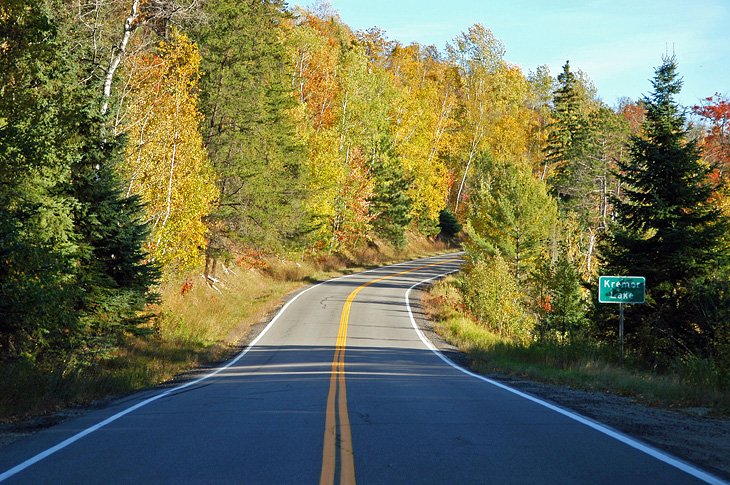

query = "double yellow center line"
[319,259,460,485]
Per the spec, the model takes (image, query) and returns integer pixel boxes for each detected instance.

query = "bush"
[461,256,535,342]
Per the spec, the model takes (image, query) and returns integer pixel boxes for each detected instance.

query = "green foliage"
[545,61,585,173]
[600,56,730,364]
[197,0,306,263]
[438,209,462,241]
[0,0,78,360]
[68,129,160,363]
[546,62,627,226]
[534,251,589,344]
[370,145,412,248]
[466,155,557,286]
[0,1,158,368]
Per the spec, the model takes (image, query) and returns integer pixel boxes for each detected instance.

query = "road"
[0,254,723,484]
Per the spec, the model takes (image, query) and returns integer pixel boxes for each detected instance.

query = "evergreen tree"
[545,61,598,214]
[535,251,588,344]
[67,122,160,363]
[544,61,583,178]
[438,209,462,241]
[0,0,78,360]
[369,143,412,248]
[197,0,306,273]
[0,0,158,365]
[601,56,729,362]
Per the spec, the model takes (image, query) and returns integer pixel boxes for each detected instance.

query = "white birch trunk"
[101,0,141,115]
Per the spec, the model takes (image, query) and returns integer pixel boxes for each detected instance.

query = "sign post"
[619,303,624,361]
[598,276,646,362]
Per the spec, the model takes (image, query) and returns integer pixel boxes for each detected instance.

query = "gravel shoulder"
[410,287,730,482]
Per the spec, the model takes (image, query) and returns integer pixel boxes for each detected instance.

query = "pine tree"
[544,61,584,183]
[601,56,729,362]
[197,0,306,273]
[369,140,412,248]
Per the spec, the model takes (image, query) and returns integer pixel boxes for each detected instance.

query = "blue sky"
[294,0,729,108]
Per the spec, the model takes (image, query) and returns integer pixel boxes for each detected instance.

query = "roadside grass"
[0,235,454,423]
[424,277,730,415]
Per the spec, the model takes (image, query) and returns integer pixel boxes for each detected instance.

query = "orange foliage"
[694,94,730,176]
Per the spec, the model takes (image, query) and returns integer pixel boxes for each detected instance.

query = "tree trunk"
[101,0,141,115]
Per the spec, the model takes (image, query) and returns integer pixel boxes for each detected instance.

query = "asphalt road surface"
[0,254,724,484]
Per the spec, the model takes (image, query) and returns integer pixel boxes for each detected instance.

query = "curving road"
[0,254,723,484]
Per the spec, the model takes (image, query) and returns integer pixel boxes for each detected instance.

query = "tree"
[461,256,534,341]
[446,24,506,214]
[387,42,452,232]
[0,0,79,361]
[600,56,729,362]
[693,94,730,177]
[117,29,218,273]
[197,0,305,274]
[0,0,158,366]
[534,250,588,344]
[465,156,557,289]
[545,62,630,280]
[67,0,202,115]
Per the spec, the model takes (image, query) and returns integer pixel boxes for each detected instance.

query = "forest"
[1,0,729,398]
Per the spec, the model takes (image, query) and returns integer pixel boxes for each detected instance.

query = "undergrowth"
[424,277,730,415]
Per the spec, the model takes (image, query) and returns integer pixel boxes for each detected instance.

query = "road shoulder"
[409,287,730,482]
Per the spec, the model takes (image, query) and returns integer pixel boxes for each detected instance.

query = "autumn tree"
[447,23,505,214]
[447,25,538,216]
[694,94,730,176]
[387,43,453,234]
[117,29,217,273]
[67,0,202,115]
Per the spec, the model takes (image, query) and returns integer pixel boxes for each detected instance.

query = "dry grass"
[156,269,301,345]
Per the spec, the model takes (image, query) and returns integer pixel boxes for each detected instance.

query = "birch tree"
[117,29,217,272]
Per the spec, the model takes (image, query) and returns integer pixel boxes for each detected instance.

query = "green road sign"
[598,276,646,304]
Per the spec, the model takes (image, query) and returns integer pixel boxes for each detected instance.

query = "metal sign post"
[619,303,624,363]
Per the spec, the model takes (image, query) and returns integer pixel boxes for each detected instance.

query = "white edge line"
[405,270,726,485]
[0,254,459,482]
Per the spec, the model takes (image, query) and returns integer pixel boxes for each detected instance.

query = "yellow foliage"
[116,30,218,273]
[389,44,453,223]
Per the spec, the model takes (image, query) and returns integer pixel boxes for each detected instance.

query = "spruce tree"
[67,122,160,362]
[369,140,412,248]
[601,56,728,362]
[545,61,600,220]
[0,0,158,365]
[545,61,583,178]
[0,0,78,360]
